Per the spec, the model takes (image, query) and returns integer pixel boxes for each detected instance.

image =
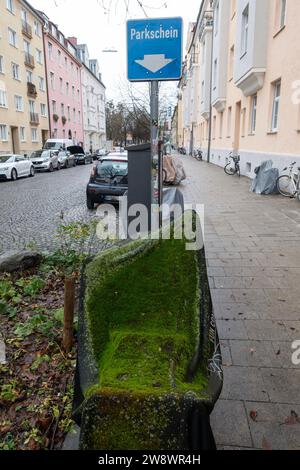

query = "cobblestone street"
[0,165,98,254]
[180,154,300,450]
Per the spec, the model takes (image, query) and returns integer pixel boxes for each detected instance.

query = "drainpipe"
[43,30,51,143]
[207,1,214,164]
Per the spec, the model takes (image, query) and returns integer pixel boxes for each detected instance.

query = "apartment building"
[39,13,84,145]
[0,0,49,155]
[177,0,300,177]
[72,41,106,153]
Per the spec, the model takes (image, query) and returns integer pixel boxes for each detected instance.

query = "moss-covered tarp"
[74,214,222,450]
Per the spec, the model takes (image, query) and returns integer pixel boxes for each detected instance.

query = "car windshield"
[31,150,43,159]
[44,142,64,150]
[0,155,14,163]
[97,161,128,178]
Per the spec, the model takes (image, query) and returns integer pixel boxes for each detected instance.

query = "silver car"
[30,150,60,172]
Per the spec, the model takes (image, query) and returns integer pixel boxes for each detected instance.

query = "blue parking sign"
[127,17,183,82]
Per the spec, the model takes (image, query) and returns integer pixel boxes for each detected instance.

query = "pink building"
[40,13,84,145]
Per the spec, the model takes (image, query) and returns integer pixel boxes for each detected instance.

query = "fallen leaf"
[262,437,272,450]
[250,410,258,422]
[284,410,300,426]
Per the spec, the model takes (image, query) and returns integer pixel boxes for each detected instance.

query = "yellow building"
[178,0,300,177]
[0,0,49,156]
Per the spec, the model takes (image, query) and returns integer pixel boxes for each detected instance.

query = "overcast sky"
[29,0,201,103]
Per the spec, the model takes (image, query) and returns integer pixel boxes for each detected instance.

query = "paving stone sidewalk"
[179,154,300,450]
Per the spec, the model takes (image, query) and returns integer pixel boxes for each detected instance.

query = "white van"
[43,139,73,151]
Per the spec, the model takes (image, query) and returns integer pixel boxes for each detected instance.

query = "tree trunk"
[63,276,75,353]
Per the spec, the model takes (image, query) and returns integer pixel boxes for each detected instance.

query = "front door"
[233,101,241,153]
[11,126,20,154]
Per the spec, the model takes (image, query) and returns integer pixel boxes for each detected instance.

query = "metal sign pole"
[150,81,162,230]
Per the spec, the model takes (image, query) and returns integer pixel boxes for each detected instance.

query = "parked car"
[0,154,34,181]
[43,138,73,151]
[86,154,128,209]
[58,150,76,169]
[30,149,60,172]
[67,146,93,165]
[94,148,108,160]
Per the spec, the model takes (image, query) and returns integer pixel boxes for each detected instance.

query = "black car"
[67,146,93,165]
[86,156,128,210]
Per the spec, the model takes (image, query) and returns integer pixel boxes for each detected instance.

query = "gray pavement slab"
[180,155,300,449]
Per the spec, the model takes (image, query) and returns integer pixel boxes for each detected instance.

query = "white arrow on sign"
[135,54,175,73]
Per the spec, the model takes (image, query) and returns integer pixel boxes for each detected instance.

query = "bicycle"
[224,152,240,177]
[193,148,203,161]
[276,162,300,199]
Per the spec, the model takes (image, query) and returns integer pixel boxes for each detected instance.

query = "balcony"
[27,82,37,98]
[199,12,213,41]
[30,112,39,125]
[22,21,32,39]
[24,53,35,69]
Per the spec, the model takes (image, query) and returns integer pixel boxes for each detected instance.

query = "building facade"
[73,42,106,153]
[177,0,300,177]
[0,0,49,155]
[41,14,84,145]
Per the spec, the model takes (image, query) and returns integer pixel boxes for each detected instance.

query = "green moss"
[81,226,212,449]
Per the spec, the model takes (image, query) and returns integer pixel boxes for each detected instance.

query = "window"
[241,4,249,56]
[61,103,65,115]
[39,76,45,91]
[34,20,41,37]
[227,106,232,137]
[31,128,38,142]
[40,103,47,117]
[66,82,69,95]
[23,40,30,55]
[6,0,14,13]
[212,116,216,139]
[50,72,55,90]
[78,110,81,123]
[72,86,75,98]
[12,62,20,80]
[0,125,8,141]
[77,89,80,101]
[0,90,7,108]
[52,100,56,113]
[219,111,224,139]
[280,0,287,29]
[213,59,217,89]
[229,45,234,80]
[65,57,67,68]
[0,56,3,74]
[67,106,70,120]
[271,80,281,131]
[21,9,28,22]
[29,100,35,113]
[215,2,219,35]
[48,42,53,60]
[241,107,246,137]
[8,28,17,47]
[250,94,257,134]
[36,49,43,64]
[26,69,33,83]
[14,95,23,112]
[58,50,62,65]
[20,127,26,142]
[73,108,76,122]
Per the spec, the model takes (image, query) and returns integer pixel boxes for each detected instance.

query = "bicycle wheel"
[224,163,236,176]
[277,176,296,197]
